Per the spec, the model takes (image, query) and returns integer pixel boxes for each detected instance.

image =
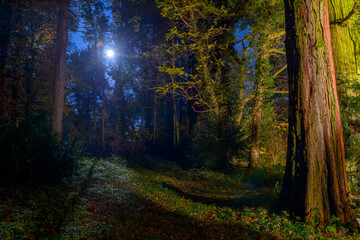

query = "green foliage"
[260,120,288,166]
[338,73,360,175]
[188,116,245,170]
[0,112,80,183]
[156,0,242,113]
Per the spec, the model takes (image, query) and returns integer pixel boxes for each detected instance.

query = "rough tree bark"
[51,0,70,136]
[280,0,351,223]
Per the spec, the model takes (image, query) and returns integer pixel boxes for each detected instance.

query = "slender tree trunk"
[235,91,246,124]
[235,79,247,124]
[281,0,351,223]
[114,76,126,139]
[172,91,179,150]
[249,84,262,168]
[51,0,70,136]
[171,42,179,150]
[25,37,35,114]
[0,2,14,115]
[101,69,105,157]
[189,9,220,116]
[153,95,158,145]
[249,42,269,168]
[235,45,250,124]
[92,34,98,154]
[199,49,219,115]
[249,39,271,168]
[93,90,97,132]
[0,1,13,74]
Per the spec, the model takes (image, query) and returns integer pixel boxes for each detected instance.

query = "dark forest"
[1,0,360,239]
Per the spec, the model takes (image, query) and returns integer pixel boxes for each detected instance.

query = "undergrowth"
[0,112,80,183]
[1,157,359,239]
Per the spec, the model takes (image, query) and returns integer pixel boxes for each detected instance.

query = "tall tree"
[0,1,56,122]
[249,52,265,168]
[157,0,239,117]
[242,0,285,168]
[329,0,360,168]
[74,0,109,155]
[280,0,351,223]
[51,0,70,136]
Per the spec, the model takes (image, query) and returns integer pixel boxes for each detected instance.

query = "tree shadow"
[161,181,278,211]
[0,160,282,239]
[0,159,98,239]
[127,158,281,212]
[80,192,280,240]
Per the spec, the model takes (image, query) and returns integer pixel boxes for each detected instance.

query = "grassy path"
[1,157,359,239]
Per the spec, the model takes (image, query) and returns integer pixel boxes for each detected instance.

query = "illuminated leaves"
[156,0,239,113]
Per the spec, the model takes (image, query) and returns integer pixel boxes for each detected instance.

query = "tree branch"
[330,6,357,25]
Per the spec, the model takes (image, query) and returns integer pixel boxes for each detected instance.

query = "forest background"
[2,0,360,238]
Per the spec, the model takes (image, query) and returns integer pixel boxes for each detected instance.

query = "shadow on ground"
[1,159,283,240]
[161,181,278,211]
[77,190,279,240]
[0,160,97,239]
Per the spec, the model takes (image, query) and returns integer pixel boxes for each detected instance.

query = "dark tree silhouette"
[51,0,70,136]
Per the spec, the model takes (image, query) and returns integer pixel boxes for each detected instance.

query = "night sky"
[71,31,86,50]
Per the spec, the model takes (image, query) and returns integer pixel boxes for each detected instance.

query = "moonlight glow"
[106,49,114,58]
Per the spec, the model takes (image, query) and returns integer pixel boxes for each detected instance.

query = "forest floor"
[1,157,360,240]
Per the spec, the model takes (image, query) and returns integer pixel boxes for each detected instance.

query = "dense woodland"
[2,0,360,239]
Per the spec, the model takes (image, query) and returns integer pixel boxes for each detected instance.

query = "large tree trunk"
[51,0,70,136]
[280,0,351,223]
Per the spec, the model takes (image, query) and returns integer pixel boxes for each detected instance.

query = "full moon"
[106,49,114,58]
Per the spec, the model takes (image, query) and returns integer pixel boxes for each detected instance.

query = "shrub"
[108,129,147,159]
[188,116,245,170]
[0,112,80,184]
